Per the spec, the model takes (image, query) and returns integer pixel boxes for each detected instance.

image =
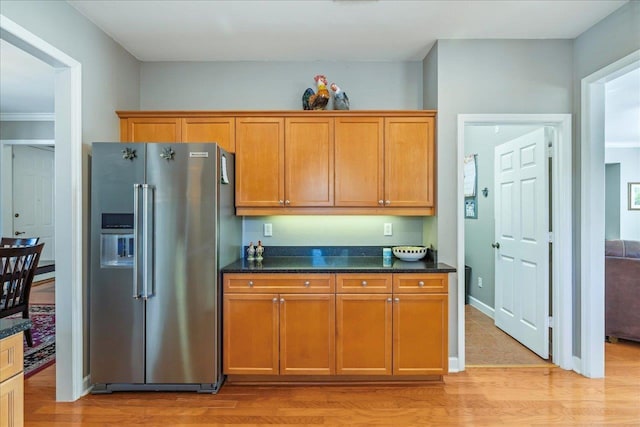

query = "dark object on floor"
[0,243,45,347]
[605,239,640,343]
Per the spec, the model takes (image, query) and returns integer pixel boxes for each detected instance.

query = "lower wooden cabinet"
[223,272,448,381]
[1,332,24,427]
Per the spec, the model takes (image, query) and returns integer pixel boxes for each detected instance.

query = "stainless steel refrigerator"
[89,142,241,393]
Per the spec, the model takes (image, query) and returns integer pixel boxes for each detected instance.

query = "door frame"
[456,114,573,372]
[1,15,84,401]
[580,50,640,378]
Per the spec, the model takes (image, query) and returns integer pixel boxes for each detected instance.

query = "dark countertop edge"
[221,257,456,274]
[0,318,32,340]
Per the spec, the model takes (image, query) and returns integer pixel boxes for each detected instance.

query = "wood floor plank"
[23,340,640,426]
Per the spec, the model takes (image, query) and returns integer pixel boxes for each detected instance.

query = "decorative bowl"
[392,246,427,261]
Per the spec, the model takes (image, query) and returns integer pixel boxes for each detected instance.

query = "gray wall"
[0,121,54,139]
[141,61,422,110]
[1,0,141,377]
[464,124,543,309]
[572,0,640,357]
[428,39,573,359]
[605,147,640,240]
[604,163,621,240]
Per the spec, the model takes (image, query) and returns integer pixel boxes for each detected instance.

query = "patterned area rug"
[8,305,56,378]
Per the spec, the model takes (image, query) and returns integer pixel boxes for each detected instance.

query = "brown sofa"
[605,240,640,343]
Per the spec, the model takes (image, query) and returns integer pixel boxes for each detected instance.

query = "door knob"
[491,242,500,249]
[15,231,25,235]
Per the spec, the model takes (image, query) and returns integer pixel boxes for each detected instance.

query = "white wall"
[141,61,422,110]
[427,39,573,358]
[605,147,640,240]
[1,145,11,237]
[1,0,141,378]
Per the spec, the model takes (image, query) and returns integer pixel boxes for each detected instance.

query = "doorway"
[457,114,573,372]
[1,14,83,401]
[463,124,553,366]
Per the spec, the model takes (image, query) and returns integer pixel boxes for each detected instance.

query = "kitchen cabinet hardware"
[248,281,254,287]
[394,297,400,303]
[378,200,384,205]
[279,200,284,205]
[280,298,285,303]
[272,297,278,303]
[285,200,290,205]
[418,281,425,287]
[304,281,310,287]
[387,297,392,302]
[361,280,367,287]
[385,200,391,205]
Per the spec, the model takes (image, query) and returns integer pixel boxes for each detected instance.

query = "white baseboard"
[448,357,460,373]
[82,375,92,397]
[468,295,495,319]
[572,356,582,375]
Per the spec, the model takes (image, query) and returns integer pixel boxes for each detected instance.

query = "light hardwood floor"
[24,340,640,426]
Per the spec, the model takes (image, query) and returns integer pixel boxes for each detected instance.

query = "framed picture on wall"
[629,182,640,210]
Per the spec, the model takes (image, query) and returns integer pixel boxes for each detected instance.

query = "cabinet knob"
[304,281,310,287]
[387,297,392,302]
[418,281,425,287]
[385,200,391,205]
[378,200,384,205]
[394,297,400,303]
[248,281,254,287]
[285,200,291,205]
[361,281,367,287]
[272,297,278,303]
[278,200,284,205]
[280,298,285,303]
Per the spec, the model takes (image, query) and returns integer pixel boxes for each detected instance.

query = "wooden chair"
[1,237,40,247]
[0,243,44,347]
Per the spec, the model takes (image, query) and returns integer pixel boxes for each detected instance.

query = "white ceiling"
[66,0,626,62]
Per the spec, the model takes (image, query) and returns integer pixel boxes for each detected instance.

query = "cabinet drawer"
[336,273,392,293]
[393,273,448,293]
[0,333,24,382]
[224,273,335,293]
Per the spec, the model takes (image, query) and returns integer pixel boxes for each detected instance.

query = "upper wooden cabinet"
[121,117,182,143]
[235,117,285,207]
[334,117,384,207]
[117,110,436,215]
[118,112,235,153]
[182,117,235,153]
[385,117,435,208]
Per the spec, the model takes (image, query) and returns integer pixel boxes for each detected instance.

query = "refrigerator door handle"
[133,183,142,299]
[142,184,155,299]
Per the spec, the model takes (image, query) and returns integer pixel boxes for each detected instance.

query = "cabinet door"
[0,372,24,427]
[235,118,285,207]
[384,117,435,207]
[334,117,384,207]
[284,118,334,207]
[393,294,448,375]
[123,117,182,142]
[223,293,279,375]
[336,294,392,375]
[182,117,235,153]
[279,294,335,375]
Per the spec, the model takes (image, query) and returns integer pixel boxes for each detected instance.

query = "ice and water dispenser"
[100,213,135,267]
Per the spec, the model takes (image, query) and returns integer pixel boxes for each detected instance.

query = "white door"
[494,128,549,359]
[12,145,55,261]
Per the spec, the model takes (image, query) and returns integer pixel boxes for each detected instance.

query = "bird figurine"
[330,83,350,110]
[302,75,330,110]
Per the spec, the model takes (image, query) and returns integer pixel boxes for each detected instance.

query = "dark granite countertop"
[0,318,31,340]
[222,256,456,274]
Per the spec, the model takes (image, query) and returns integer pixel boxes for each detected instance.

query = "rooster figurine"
[302,75,330,110]
[330,83,350,110]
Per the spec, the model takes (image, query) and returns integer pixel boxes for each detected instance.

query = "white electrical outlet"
[383,223,393,236]
[478,277,483,288]
[263,223,273,237]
